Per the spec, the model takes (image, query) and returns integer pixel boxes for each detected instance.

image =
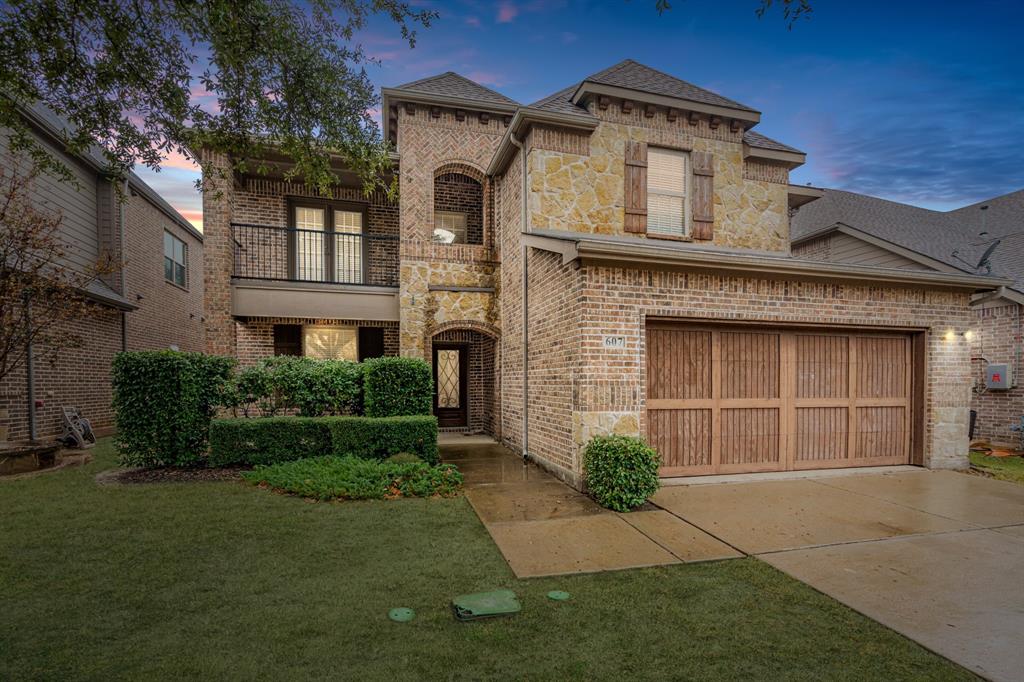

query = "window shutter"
[623,141,648,233]
[691,151,715,240]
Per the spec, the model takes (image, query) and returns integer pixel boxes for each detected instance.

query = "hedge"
[224,357,363,417]
[208,417,333,467]
[209,415,438,466]
[362,357,432,417]
[112,350,235,467]
[583,435,661,512]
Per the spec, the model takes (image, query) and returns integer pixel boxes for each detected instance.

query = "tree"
[656,0,813,29]
[0,156,115,387]
[0,1,435,196]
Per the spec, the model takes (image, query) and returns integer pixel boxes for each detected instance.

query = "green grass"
[970,450,1024,484]
[0,439,972,681]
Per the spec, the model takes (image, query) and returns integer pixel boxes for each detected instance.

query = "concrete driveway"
[654,470,1024,681]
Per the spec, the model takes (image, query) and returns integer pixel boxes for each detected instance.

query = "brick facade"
[236,318,399,366]
[970,302,1024,445]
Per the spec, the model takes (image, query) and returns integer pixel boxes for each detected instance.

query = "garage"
[646,321,923,477]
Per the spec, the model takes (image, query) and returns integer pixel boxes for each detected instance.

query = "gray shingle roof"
[792,188,1024,294]
[582,59,758,113]
[391,72,518,107]
[528,84,596,118]
[743,130,803,155]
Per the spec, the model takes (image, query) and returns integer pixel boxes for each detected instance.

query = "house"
[201,60,1009,488]
[792,188,1024,445]
[0,105,205,444]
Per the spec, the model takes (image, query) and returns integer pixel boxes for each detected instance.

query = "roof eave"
[525,230,1011,292]
[486,107,600,176]
[571,81,761,125]
[382,87,518,141]
[744,143,805,169]
[787,184,823,209]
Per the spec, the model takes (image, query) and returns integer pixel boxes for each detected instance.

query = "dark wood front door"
[433,344,468,428]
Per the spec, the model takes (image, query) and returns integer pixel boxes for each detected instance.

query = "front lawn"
[970,450,1024,484]
[0,439,971,681]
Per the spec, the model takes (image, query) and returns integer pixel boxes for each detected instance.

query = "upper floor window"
[164,231,187,287]
[433,211,468,244]
[433,172,483,245]
[647,148,689,238]
[290,201,365,284]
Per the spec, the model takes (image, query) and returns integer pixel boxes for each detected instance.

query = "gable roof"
[529,84,594,118]
[792,188,1024,296]
[743,130,803,154]
[579,60,758,114]
[390,72,518,107]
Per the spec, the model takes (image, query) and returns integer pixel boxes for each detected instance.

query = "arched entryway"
[429,323,499,437]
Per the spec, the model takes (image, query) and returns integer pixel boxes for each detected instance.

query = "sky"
[134,0,1024,231]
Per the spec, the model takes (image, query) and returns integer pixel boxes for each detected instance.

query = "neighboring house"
[0,105,205,443]
[792,188,1024,445]
[202,59,1008,487]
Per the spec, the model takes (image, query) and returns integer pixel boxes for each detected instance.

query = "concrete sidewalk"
[441,436,739,577]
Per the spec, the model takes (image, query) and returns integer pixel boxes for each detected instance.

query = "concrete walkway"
[440,436,739,577]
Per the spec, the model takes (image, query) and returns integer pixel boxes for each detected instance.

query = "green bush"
[208,417,332,466]
[112,351,235,467]
[242,455,462,501]
[385,452,422,465]
[260,356,363,416]
[208,415,438,466]
[583,435,660,512]
[362,357,432,417]
[328,415,438,463]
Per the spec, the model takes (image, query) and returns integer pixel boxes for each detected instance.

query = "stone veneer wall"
[525,101,791,253]
[969,301,1024,444]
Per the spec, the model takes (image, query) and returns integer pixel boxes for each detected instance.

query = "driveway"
[654,470,1024,682]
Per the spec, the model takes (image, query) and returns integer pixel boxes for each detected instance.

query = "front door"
[433,344,468,428]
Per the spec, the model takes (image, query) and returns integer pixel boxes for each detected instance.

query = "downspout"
[24,291,36,442]
[510,131,529,461]
[119,178,129,352]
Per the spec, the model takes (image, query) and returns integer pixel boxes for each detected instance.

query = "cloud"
[466,70,506,87]
[465,16,481,27]
[496,2,518,23]
[560,31,578,44]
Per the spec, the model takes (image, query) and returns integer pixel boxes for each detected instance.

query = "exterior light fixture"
[963,330,975,342]
[944,330,956,342]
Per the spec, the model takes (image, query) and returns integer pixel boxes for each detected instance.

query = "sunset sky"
[133,0,1024,231]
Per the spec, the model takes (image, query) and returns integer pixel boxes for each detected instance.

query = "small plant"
[385,452,422,465]
[362,356,432,417]
[242,456,463,501]
[583,435,660,512]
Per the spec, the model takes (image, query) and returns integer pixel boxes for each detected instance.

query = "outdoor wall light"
[963,330,976,342]
[944,330,957,342]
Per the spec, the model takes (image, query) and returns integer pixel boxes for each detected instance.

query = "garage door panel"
[856,406,907,460]
[796,335,849,399]
[649,409,712,469]
[795,407,849,463]
[720,331,780,399]
[721,408,780,466]
[647,323,916,477]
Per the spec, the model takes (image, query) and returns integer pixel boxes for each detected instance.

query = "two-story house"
[1,104,205,445]
[202,60,1007,488]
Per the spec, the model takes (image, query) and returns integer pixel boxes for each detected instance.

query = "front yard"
[971,450,1024,484]
[1,439,972,681]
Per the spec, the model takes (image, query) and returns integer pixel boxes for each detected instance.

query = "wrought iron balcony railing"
[231,223,399,287]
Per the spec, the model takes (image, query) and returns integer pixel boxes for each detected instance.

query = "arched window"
[433,172,483,245]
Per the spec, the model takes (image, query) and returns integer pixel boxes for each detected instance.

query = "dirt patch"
[96,466,251,485]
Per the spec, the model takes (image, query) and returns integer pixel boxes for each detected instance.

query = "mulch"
[96,466,252,485]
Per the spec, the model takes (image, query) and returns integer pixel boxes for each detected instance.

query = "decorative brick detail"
[743,159,790,184]
[528,125,591,155]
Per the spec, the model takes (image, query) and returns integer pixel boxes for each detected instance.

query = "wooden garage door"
[646,323,915,477]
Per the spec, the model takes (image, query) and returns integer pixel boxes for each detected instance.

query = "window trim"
[163,230,189,289]
[646,147,692,241]
[433,210,469,245]
[301,324,359,361]
[286,197,369,283]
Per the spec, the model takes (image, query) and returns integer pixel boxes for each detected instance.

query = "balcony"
[230,223,400,321]
[231,223,399,287]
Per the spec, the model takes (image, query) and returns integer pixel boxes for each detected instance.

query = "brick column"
[200,150,236,356]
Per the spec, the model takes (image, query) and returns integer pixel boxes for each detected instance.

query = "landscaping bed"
[970,449,1024,485]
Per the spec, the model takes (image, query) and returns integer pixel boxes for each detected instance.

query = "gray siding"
[1,128,101,274]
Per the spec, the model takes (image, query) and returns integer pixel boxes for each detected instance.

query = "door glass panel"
[437,350,460,408]
[334,210,363,283]
[295,207,325,281]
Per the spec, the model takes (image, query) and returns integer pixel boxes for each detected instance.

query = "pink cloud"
[178,209,203,231]
[497,2,518,23]
[465,16,481,27]
[161,149,199,172]
[466,71,506,87]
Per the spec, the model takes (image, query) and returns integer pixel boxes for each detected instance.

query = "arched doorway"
[429,324,499,436]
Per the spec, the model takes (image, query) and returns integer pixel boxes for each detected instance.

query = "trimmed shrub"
[262,356,362,416]
[112,351,235,467]
[242,456,463,501]
[362,357,432,417]
[208,417,332,466]
[583,435,660,512]
[327,415,439,463]
[207,415,439,466]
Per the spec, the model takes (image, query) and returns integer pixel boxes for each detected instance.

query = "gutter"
[509,132,530,461]
[486,107,599,176]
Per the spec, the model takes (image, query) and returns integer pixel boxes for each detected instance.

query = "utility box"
[986,364,1013,390]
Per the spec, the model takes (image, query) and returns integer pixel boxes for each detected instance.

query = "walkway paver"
[442,436,735,577]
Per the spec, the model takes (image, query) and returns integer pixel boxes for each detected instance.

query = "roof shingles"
[391,72,517,107]
[582,59,758,113]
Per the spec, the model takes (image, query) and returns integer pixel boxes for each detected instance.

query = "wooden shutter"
[691,151,714,240]
[624,141,648,233]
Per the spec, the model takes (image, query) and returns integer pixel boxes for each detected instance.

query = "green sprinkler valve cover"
[547,590,571,601]
[388,607,415,623]
[451,589,521,621]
